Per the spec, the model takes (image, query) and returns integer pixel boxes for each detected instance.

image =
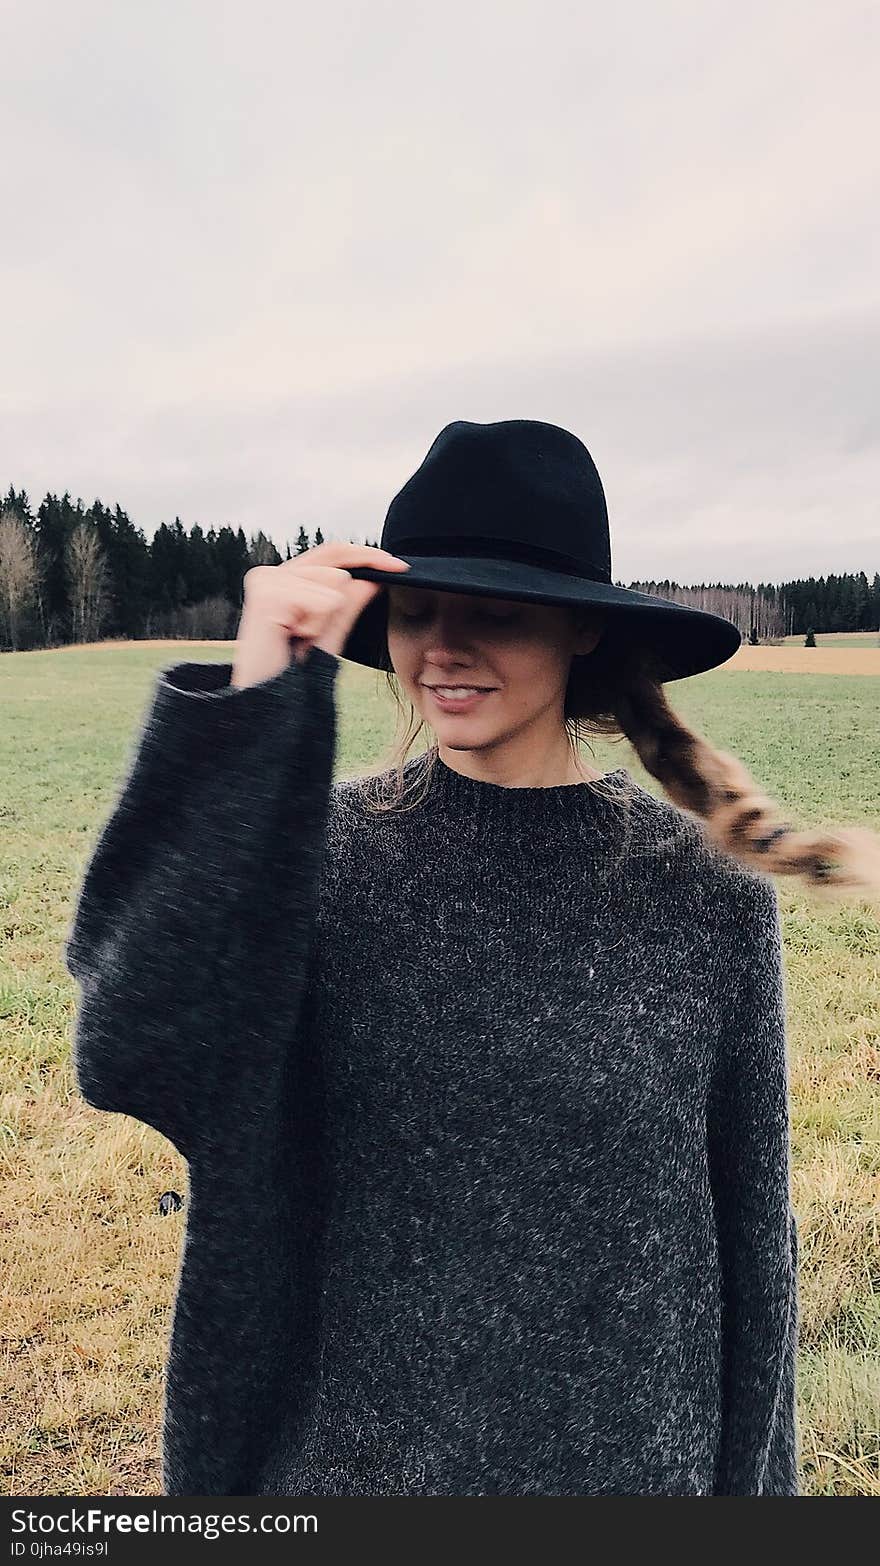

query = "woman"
[64,420,878,1498]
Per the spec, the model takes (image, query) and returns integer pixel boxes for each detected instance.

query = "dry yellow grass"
[1,1092,172,1496]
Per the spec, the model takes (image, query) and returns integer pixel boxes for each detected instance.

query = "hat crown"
[381,419,612,584]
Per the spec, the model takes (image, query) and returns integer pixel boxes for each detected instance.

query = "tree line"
[0,485,877,652]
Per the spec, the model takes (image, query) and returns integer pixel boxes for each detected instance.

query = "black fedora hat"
[342,418,742,682]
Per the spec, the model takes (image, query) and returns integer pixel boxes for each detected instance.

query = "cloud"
[2,0,877,581]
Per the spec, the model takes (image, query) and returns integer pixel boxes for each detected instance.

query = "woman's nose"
[424,633,474,664]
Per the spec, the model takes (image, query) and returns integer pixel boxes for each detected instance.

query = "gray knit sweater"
[64,643,800,1497]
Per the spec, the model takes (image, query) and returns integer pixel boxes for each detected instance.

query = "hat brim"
[342,555,742,681]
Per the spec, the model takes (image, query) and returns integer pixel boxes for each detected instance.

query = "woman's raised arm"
[63,543,411,1163]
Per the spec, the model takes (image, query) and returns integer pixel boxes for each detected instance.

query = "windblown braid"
[610,670,880,901]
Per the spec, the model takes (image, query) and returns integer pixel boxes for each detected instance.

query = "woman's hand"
[231,543,411,689]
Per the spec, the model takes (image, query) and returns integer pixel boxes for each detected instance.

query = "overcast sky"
[2,0,877,584]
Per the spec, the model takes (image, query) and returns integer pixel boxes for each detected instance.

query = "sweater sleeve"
[707,871,800,1496]
[62,643,340,1166]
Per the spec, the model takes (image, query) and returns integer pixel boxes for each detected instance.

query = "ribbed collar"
[401,750,636,838]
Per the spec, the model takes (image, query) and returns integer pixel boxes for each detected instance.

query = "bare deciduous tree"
[65,523,111,645]
[0,506,40,651]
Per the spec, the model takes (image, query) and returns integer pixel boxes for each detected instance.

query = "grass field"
[1,637,879,1497]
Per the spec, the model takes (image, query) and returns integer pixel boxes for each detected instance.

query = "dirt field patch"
[41,638,880,676]
[54,639,230,652]
[728,647,880,677]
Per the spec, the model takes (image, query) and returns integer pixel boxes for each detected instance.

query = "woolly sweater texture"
[64,644,800,1497]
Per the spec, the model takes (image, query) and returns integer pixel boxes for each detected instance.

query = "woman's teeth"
[435,687,483,696]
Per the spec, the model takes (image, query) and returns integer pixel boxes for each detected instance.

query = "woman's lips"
[423,686,496,713]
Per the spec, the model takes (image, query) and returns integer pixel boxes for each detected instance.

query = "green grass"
[1,641,879,1496]
[781,633,880,649]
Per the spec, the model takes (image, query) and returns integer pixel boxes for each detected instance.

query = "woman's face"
[385,584,604,754]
